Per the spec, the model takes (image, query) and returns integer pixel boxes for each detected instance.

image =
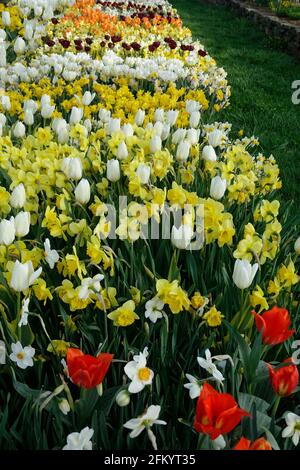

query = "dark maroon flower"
[85,46,91,53]
[46,39,55,47]
[100,41,106,47]
[59,39,70,49]
[131,42,141,51]
[111,35,121,43]
[86,37,93,45]
[198,49,207,57]
[104,34,110,41]
[51,18,59,25]
[74,39,82,46]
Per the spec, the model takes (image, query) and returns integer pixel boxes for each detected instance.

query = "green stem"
[271,395,281,418]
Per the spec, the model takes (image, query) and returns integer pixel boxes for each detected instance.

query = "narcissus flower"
[66,348,113,390]
[194,382,250,439]
[234,436,272,450]
[124,405,166,450]
[124,347,154,393]
[268,358,299,397]
[156,279,190,314]
[63,427,94,450]
[107,300,139,326]
[282,412,300,446]
[253,307,295,345]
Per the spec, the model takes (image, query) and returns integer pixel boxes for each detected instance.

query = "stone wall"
[204,0,300,57]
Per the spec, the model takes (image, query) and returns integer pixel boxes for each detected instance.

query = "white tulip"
[24,23,34,40]
[13,121,26,138]
[153,121,163,137]
[14,37,26,55]
[186,128,199,145]
[98,108,111,123]
[176,140,190,162]
[62,157,82,180]
[1,95,11,111]
[2,12,11,27]
[161,124,170,141]
[295,237,300,255]
[186,100,201,114]
[75,179,91,205]
[154,108,164,122]
[122,123,133,137]
[233,259,258,290]
[14,211,30,237]
[107,159,120,182]
[82,91,95,106]
[24,99,38,114]
[135,109,145,126]
[0,43,6,67]
[136,164,150,185]
[0,112,6,127]
[172,128,186,145]
[69,107,83,125]
[0,29,6,40]
[10,260,42,292]
[150,135,162,154]
[107,118,121,134]
[210,176,227,200]
[208,129,223,147]
[171,225,194,250]
[0,340,6,365]
[202,145,217,162]
[189,111,200,128]
[23,105,35,124]
[10,183,26,208]
[40,94,51,108]
[41,104,55,119]
[117,141,128,160]
[0,218,15,246]
[83,119,92,132]
[166,110,178,126]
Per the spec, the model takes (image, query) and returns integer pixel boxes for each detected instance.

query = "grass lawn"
[172,0,300,203]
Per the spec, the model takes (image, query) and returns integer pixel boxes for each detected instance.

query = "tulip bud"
[176,140,190,162]
[135,109,145,126]
[202,145,217,162]
[2,12,11,27]
[186,100,201,114]
[24,23,34,40]
[99,108,111,123]
[58,399,70,415]
[62,157,82,180]
[14,37,26,55]
[0,112,6,127]
[96,383,103,396]
[116,389,130,407]
[0,43,6,67]
[1,95,11,111]
[10,183,26,208]
[107,159,120,182]
[24,109,34,126]
[0,218,15,246]
[161,124,170,141]
[210,176,227,200]
[82,91,95,106]
[69,107,83,125]
[150,135,162,154]
[75,179,91,205]
[117,141,128,160]
[83,119,92,132]
[208,129,223,147]
[10,260,42,292]
[232,259,258,290]
[0,29,6,41]
[189,111,200,128]
[136,164,150,185]
[14,211,30,237]
[294,237,300,255]
[40,94,51,108]
[13,121,26,138]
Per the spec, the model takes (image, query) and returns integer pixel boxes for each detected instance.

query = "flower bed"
[0,0,299,451]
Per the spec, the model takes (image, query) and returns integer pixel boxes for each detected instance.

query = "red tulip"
[234,436,272,450]
[67,348,114,390]
[253,307,295,345]
[194,383,250,440]
[268,358,299,397]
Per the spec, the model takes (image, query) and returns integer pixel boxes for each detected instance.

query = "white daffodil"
[282,412,300,446]
[145,297,165,323]
[9,341,35,369]
[124,347,154,394]
[63,427,94,450]
[44,238,59,269]
[184,373,202,399]
[18,297,30,327]
[123,405,166,450]
[197,349,233,384]
[212,435,226,450]
[78,274,104,300]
